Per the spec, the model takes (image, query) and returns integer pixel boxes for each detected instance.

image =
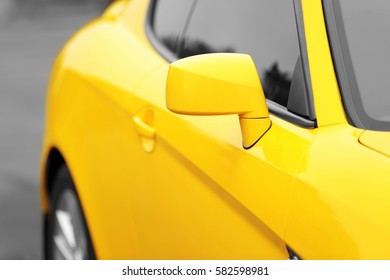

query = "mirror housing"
[166,53,271,148]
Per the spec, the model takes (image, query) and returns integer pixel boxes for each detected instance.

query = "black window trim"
[146,0,316,129]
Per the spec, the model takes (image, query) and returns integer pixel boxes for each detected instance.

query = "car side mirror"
[166,53,271,148]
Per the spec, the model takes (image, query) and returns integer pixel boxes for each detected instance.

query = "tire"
[46,165,95,260]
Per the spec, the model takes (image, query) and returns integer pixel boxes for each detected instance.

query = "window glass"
[181,0,300,107]
[153,0,195,54]
[329,0,390,130]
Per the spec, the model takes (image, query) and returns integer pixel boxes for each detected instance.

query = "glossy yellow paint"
[301,0,346,127]
[282,1,390,259]
[167,54,268,118]
[41,0,390,259]
[285,124,390,259]
[359,130,390,158]
[167,53,271,148]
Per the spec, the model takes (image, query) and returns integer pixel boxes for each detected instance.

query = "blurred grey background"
[0,0,110,259]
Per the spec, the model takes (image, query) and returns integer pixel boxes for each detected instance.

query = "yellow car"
[41,0,390,260]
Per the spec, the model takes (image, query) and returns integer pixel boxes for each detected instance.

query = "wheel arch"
[45,148,67,198]
[42,147,66,259]
[42,147,97,259]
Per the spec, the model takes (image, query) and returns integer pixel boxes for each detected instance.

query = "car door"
[125,0,316,259]
[66,0,199,259]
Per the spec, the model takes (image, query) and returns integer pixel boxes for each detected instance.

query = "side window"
[181,0,302,111]
[153,0,195,54]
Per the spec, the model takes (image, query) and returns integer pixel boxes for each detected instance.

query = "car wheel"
[46,165,95,260]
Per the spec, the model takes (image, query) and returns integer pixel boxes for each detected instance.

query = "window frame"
[323,0,390,131]
[146,0,316,129]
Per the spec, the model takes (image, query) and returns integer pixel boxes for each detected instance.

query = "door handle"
[132,108,156,153]
[133,115,155,138]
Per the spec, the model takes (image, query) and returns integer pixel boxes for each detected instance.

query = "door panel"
[125,64,316,259]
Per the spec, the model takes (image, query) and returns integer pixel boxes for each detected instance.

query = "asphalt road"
[0,0,110,259]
